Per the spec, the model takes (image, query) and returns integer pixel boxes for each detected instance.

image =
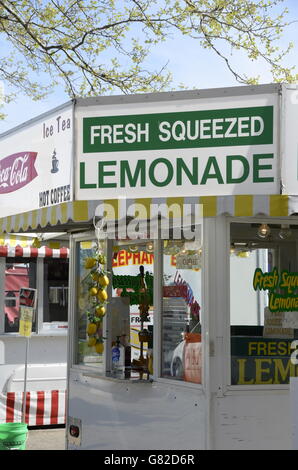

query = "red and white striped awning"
[0,245,69,258]
[0,390,66,426]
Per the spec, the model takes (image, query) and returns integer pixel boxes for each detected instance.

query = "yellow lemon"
[98,274,109,287]
[97,289,108,302]
[87,323,97,336]
[95,305,106,317]
[89,286,98,296]
[95,342,104,354]
[84,257,97,269]
[88,337,97,347]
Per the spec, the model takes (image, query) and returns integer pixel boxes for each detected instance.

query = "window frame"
[226,216,298,392]
[159,237,204,388]
[39,257,69,332]
[2,257,38,334]
[69,232,110,375]
[0,256,69,336]
[68,229,205,390]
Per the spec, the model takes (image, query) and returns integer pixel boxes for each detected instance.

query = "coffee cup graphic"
[51,149,59,173]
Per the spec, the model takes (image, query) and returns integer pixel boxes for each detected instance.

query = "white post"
[22,337,30,423]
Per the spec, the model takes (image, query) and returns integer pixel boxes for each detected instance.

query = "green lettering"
[200,156,224,185]
[120,160,146,188]
[226,155,249,184]
[253,153,274,183]
[80,162,96,189]
[176,157,198,185]
[149,158,173,187]
[98,161,117,188]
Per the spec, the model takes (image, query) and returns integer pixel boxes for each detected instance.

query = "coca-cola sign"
[0,152,38,194]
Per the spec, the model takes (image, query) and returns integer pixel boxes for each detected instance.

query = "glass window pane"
[162,240,202,383]
[76,240,107,371]
[230,222,298,385]
[75,239,155,381]
[5,258,36,333]
[43,258,69,326]
[112,243,154,380]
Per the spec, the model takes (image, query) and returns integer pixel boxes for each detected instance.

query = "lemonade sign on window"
[19,287,37,337]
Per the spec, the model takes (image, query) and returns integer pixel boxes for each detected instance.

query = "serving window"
[73,229,203,384]
[43,258,69,324]
[230,222,298,386]
[75,237,155,380]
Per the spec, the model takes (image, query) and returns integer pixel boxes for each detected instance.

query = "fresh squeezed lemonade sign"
[231,337,298,385]
[253,267,298,313]
[76,96,278,199]
[231,267,298,385]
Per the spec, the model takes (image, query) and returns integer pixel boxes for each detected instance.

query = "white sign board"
[176,253,201,270]
[0,104,73,217]
[263,307,294,339]
[76,92,279,200]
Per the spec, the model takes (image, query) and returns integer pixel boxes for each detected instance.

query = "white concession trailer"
[0,105,73,425]
[2,83,298,448]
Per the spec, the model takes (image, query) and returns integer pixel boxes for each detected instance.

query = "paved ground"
[26,426,66,450]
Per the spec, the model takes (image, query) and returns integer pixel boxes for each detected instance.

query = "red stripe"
[6,392,15,422]
[50,390,59,425]
[29,247,39,258]
[59,248,69,259]
[26,392,31,424]
[0,245,69,258]
[36,391,45,426]
[14,245,24,257]
[44,247,53,258]
[0,246,8,257]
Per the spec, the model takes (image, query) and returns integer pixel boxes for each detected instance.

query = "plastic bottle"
[111,336,124,378]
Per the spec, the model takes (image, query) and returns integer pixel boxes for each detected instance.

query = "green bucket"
[0,422,28,450]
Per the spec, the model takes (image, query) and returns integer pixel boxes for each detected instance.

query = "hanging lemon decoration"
[97,288,108,303]
[89,286,98,297]
[95,341,104,354]
[84,257,97,269]
[98,274,109,287]
[88,336,97,347]
[87,322,97,336]
[95,305,106,317]
[84,244,110,354]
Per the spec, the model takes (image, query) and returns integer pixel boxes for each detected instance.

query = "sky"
[0,0,298,133]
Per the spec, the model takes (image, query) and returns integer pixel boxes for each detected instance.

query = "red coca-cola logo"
[0,152,38,194]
